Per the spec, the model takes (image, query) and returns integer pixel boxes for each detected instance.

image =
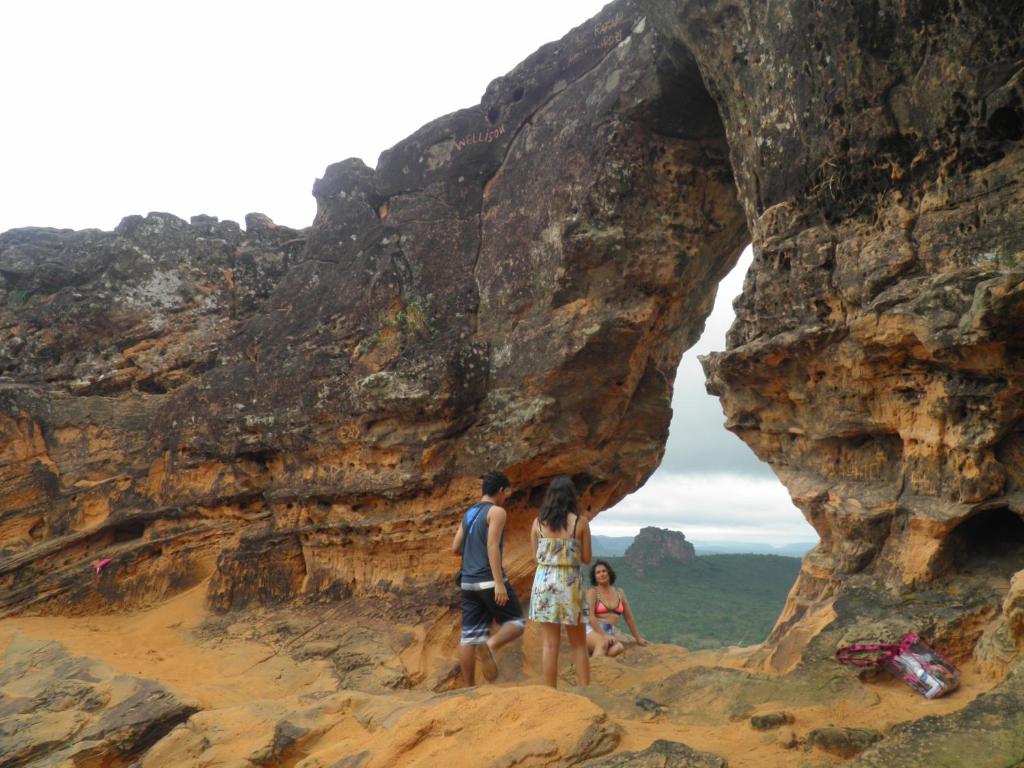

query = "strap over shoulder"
[465,502,493,533]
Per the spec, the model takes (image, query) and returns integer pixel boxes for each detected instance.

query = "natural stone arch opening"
[593,244,817,521]
[588,245,819,649]
[2,2,1022,703]
[4,2,1024,762]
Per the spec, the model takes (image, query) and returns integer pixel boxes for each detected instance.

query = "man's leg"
[477,582,525,681]
[460,590,490,687]
[487,581,526,654]
[487,617,525,654]
[459,643,477,687]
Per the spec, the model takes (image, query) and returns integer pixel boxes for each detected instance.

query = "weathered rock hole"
[111,519,147,543]
[571,472,595,494]
[137,377,168,394]
[511,87,524,102]
[939,507,1024,577]
[528,485,546,507]
[988,106,1023,142]
[238,449,275,472]
[487,106,501,125]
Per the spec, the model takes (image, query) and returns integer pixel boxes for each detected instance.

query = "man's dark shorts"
[460,581,526,645]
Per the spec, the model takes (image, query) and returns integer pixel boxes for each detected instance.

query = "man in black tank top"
[451,470,525,685]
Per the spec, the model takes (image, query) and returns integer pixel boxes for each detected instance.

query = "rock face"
[0,0,746,618]
[624,526,695,572]
[584,739,726,768]
[1,0,1023,746]
[643,0,1024,675]
[0,213,305,615]
[807,727,882,759]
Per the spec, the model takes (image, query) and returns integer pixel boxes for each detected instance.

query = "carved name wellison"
[453,123,506,152]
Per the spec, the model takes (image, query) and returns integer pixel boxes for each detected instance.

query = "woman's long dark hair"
[539,476,579,532]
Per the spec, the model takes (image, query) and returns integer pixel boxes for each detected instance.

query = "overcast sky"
[1,1,816,547]
[592,246,818,546]
[0,1,613,232]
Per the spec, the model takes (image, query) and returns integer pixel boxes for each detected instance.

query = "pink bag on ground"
[835,633,960,699]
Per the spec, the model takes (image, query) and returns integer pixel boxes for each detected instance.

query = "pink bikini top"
[594,591,624,616]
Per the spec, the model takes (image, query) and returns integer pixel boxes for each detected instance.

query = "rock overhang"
[0,0,749,620]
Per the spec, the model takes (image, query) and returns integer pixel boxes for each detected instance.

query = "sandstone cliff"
[646,0,1024,679]
[0,1,745,620]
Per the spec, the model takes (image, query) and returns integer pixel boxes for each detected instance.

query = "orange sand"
[2,582,1000,768]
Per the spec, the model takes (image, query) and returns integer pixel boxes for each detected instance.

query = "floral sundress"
[528,535,583,624]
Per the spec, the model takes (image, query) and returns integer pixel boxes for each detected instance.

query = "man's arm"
[451,519,465,556]
[487,505,508,606]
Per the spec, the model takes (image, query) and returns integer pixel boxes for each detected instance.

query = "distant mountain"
[691,541,817,557]
[591,534,816,558]
[624,527,695,573]
[592,535,635,556]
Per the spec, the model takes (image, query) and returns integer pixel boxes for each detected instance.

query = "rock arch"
[2,0,1024,682]
[0,2,748,621]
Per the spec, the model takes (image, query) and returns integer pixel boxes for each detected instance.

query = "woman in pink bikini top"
[586,559,649,657]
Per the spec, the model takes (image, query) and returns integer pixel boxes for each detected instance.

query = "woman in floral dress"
[528,476,592,687]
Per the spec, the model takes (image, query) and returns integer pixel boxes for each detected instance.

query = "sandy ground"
[2,581,336,710]
[1,582,1001,768]
[604,663,996,767]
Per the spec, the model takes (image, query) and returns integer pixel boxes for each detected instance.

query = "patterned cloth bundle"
[835,633,960,699]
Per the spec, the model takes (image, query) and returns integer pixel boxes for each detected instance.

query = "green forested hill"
[595,555,801,650]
